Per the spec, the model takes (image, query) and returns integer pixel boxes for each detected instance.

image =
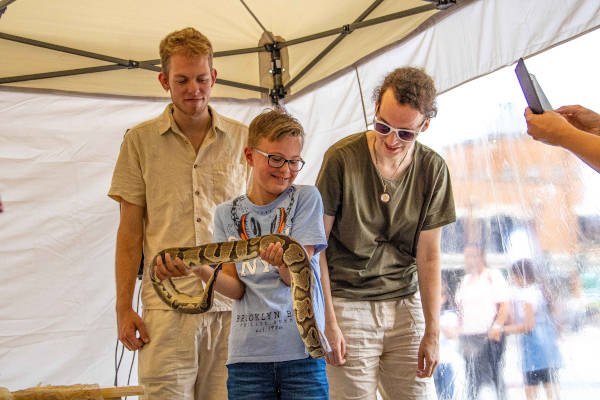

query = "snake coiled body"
[149,234,327,358]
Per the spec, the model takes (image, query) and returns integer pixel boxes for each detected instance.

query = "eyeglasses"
[373,115,427,142]
[253,148,306,171]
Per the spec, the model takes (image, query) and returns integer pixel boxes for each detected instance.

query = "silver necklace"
[371,135,409,203]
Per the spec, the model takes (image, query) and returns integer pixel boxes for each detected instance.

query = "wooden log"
[7,385,144,400]
[100,385,144,400]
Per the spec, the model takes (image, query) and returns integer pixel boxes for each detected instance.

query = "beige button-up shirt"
[109,104,249,310]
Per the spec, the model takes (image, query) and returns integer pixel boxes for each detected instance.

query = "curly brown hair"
[159,27,213,77]
[248,108,305,148]
[373,67,437,118]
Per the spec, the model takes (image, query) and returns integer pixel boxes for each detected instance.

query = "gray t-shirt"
[316,132,455,301]
[213,185,329,364]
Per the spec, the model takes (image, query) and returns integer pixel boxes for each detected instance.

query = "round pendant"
[380,193,390,203]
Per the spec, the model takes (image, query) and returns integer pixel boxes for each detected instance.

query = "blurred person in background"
[559,271,590,332]
[434,281,460,400]
[504,259,562,400]
[455,243,509,400]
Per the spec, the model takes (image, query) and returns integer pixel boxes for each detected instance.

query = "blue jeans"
[434,363,455,400]
[226,357,328,400]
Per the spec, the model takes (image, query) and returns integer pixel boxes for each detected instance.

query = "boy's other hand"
[260,242,284,267]
[261,242,291,285]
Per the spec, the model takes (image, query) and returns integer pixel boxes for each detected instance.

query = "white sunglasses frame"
[372,115,428,142]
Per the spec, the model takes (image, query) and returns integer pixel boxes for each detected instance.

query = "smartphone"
[515,58,552,114]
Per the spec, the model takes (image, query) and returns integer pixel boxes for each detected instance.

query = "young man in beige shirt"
[108,27,248,399]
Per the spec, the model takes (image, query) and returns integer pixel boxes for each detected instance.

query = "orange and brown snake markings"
[149,234,327,358]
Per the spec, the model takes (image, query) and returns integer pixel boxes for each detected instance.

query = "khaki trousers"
[327,295,436,400]
[138,310,231,400]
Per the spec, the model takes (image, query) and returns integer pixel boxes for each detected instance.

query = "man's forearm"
[417,259,441,336]
[319,251,338,326]
[115,227,142,311]
[320,215,338,326]
[558,126,600,173]
[416,228,442,336]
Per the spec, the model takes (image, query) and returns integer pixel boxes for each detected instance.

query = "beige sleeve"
[107,131,146,207]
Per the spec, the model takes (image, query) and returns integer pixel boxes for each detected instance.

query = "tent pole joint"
[266,42,287,105]
[269,86,286,105]
[434,0,456,10]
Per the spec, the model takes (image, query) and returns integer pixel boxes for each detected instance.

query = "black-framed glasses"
[253,148,306,171]
[373,115,427,142]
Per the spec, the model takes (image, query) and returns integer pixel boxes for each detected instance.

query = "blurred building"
[439,132,600,275]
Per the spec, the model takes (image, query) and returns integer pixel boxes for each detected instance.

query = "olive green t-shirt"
[315,132,455,301]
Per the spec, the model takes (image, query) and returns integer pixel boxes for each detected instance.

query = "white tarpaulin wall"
[1,0,599,393]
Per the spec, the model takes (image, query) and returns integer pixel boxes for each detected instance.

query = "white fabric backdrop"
[0,91,266,390]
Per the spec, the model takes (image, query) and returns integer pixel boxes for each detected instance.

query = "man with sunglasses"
[316,67,456,399]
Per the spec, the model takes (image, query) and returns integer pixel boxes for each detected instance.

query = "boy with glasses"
[156,108,330,399]
[316,67,456,399]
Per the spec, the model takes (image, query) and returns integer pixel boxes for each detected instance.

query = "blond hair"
[159,27,213,76]
[248,109,305,148]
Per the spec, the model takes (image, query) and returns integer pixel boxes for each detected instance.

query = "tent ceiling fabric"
[0,0,452,99]
[0,0,598,100]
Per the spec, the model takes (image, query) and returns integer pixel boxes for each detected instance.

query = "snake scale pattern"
[149,234,327,358]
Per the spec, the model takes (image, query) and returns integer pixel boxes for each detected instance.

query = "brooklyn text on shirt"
[235,310,296,332]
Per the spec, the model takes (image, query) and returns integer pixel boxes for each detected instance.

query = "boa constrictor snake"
[149,234,327,358]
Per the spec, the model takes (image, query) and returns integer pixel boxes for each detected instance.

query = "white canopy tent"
[2,0,598,102]
[1,0,599,392]
[0,0,465,100]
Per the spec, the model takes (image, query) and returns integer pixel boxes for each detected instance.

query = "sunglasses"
[253,148,306,171]
[373,115,427,142]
